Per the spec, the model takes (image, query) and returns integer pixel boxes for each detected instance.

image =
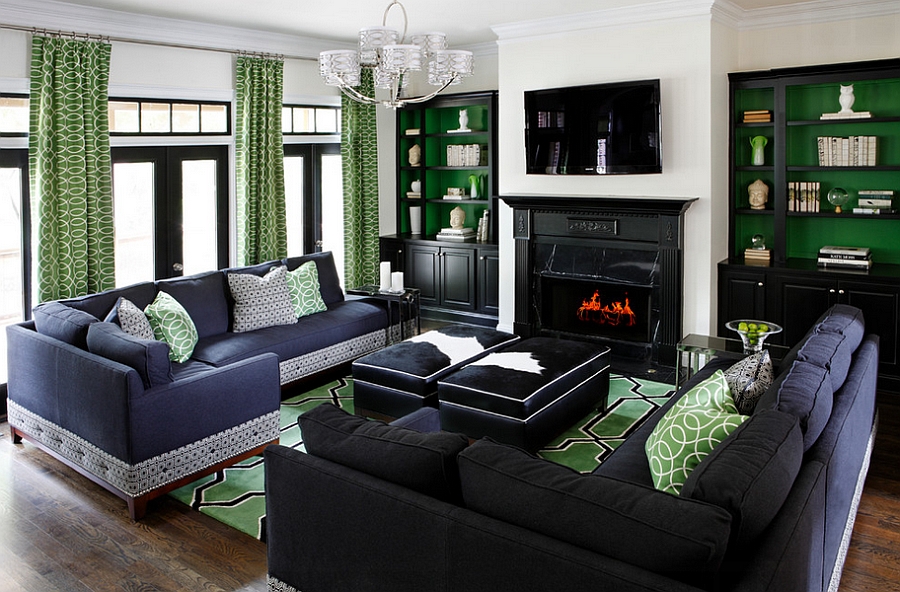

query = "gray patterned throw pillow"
[115,297,155,341]
[724,350,775,415]
[228,265,298,333]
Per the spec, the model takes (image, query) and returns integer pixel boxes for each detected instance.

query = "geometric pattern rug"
[168,373,675,540]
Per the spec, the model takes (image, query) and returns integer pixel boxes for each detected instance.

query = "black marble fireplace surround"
[500,195,696,367]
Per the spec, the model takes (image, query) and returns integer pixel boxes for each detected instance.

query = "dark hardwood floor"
[0,395,898,591]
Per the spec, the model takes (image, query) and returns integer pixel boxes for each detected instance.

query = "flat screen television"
[524,79,662,175]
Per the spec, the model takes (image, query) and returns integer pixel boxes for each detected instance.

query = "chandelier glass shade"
[319,0,474,108]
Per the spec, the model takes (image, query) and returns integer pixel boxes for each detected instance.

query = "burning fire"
[577,290,637,327]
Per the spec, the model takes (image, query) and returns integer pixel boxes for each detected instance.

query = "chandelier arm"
[396,74,459,106]
[336,83,380,105]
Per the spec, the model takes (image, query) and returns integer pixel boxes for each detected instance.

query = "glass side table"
[346,285,421,344]
[675,333,790,388]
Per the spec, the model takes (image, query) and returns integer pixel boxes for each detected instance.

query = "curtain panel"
[341,69,380,288]
[235,56,287,266]
[29,36,115,302]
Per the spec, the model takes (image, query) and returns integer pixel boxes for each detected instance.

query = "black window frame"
[108,97,232,137]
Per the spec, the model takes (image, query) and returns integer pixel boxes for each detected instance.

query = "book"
[817,257,873,269]
[435,232,475,242]
[858,198,892,207]
[406,192,421,199]
[818,245,871,258]
[438,227,475,235]
[404,128,420,135]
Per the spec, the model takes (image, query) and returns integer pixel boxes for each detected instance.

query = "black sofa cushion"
[60,281,158,321]
[681,409,803,549]
[32,301,98,349]
[458,438,732,584]
[758,360,833,451]
[797,330,854,392]
[156,271,229,339]
[86,322,173,388]
[300,403,470,503]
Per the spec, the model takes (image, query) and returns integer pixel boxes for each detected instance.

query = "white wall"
[494,19,719,335]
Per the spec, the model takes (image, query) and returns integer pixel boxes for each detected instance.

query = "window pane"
[320,153,344,288]
[108,101,140,133]
[172,103,200,133]
[181,160,218,275]
[293,107,315,133]
[141,102,170,133]
[282,107,293,133]
[200,104,228,133]
[284,155,305,256]
[0,167,23,383]
[0,97,29,133]
[113,162,155,286]
[316,108,338,134]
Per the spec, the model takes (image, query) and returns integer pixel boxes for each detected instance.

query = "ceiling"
[35,0,828,47]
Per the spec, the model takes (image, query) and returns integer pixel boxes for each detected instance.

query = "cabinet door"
[770,275,836,347]
[379,238,406,273]
[718,266,767,335]
[440,247,476,310]
[841,281,900,377]
[406,244,440,306]
[477,247,500,316]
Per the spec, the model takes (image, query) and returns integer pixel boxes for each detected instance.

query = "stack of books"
[743,110,771,123]
[816,136,877,166]
[406,191,421,199]
[787,181,821,212]
[744,248,771,266]
[817,246,873,270]
[853,190,895,215]
[446,144,488,167]
[436,227,476,242]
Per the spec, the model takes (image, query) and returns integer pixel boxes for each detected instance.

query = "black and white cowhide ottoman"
[437,337,611,452]
[351,324,520,420]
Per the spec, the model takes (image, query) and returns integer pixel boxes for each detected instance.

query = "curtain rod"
[0,22,317,62]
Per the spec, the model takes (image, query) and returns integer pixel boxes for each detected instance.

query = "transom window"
[282,105,340,135]
[0,95,29,136]
[108,99,230,135]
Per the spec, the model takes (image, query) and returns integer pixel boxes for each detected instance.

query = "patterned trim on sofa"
[267,575,300,592]
[278,328,388,384]
[828,412,877,592]
[8,400,280,497]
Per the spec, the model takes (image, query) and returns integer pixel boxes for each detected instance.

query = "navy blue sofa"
[7,251,394,519]
[265,304,878,592]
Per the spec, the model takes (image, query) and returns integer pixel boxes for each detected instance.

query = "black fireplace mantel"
[500,195,697,366]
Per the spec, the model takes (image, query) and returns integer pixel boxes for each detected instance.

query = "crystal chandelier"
[319,0,474,109]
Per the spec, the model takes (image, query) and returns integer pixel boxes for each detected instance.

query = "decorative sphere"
[827,187,849,213]
[751,234,766,249]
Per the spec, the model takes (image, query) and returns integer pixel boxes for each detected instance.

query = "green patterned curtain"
[235,56,286,265]
[29,36,115,302]
[341,69,380,288]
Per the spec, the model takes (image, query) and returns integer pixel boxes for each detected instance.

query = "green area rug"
[169,374,674,540]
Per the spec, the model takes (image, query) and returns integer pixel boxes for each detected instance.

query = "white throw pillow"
[228,265,298,333]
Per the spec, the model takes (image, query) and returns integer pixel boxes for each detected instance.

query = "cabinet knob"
[398,249,403,254]
[839,289,845,295]
[757,282,764,287]
[480,256,486,261]
[829,288,836,293]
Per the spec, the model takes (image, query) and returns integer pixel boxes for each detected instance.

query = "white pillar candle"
[391,271,404,292]
[380,261,392,290]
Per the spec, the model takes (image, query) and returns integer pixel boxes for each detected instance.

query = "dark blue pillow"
[457,438,732,584]
[300,403,469,503]
[86,322,173,389]
[681,410,803,549]
[767,360,833,451]
[284,251,343,305]
[816,304,864,350]
[32,302,98,349]
[156,271,229,339]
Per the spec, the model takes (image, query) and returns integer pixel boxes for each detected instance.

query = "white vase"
[409,206,422,235]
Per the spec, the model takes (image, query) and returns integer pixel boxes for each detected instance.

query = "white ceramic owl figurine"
[839,84,855,113]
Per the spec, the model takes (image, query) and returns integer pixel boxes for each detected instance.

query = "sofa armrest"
[128,353,280,462]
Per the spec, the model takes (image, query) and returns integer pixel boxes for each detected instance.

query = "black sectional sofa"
[6,251,397,519]
[265,304,878,592]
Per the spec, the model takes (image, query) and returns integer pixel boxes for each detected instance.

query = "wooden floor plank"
[1,396,898,592]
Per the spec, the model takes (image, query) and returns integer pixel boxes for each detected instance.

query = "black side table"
[675,333,790,388]
[346,285,421,344]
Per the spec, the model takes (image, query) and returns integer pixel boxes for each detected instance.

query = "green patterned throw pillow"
[285,261,328,318]
[144,291,199,363]
[646,370,748,495]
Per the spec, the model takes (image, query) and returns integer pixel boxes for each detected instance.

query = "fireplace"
[500,195,696,366]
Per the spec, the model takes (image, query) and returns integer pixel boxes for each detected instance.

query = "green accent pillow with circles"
[144,291,199,363]
[286,261,328,318]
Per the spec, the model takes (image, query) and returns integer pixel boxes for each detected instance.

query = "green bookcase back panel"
[425,104,489,133]
[426,201,489,237]
[787,121,900,167]
[734,213,774,254]
[787,78,900,121]
[734,87,774,119]
[786,216,900,264]
[787,169,899,213]
[735,126,774,167]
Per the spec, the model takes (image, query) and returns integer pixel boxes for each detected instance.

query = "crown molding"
[0,0,344,59]
[722,0,900,31]
[492,0,716,42]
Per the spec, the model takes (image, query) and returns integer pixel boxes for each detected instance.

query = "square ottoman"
[352,324,520,420]
[437,337,611,452]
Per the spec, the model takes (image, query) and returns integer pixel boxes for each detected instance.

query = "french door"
[0,149,29,391]
[112,145,228,284]
[283,143,342,265]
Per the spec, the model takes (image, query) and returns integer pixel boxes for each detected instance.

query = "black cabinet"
[719,259,900,391]
[477,246,500,317]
